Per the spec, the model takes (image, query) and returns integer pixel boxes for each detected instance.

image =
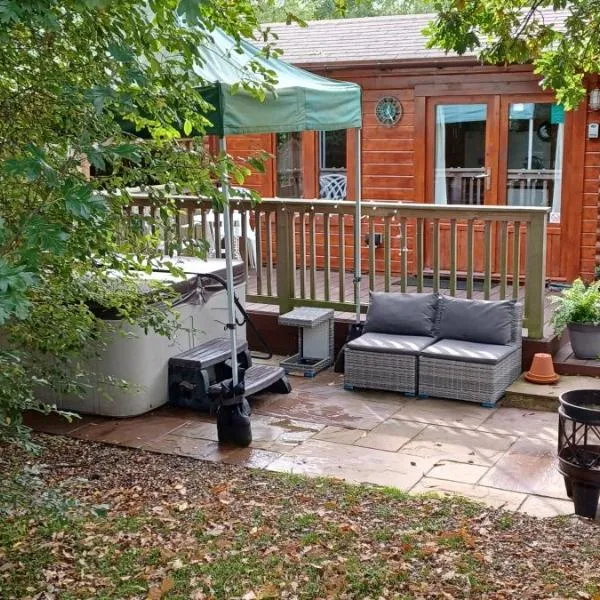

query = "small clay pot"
[525,353,559,384]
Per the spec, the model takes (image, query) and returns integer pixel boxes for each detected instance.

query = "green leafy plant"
[0,0,272,448]
[425,1,600,110]
[551,278,600,335]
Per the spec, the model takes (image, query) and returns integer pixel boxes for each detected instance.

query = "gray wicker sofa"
[343,292,522,407]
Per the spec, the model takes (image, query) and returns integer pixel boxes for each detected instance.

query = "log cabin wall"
[583,96,600,279]
[226,62,596,283]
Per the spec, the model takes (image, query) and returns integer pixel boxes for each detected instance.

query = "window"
[319,130,347,199]
[276,132,303,198]
[434,104,487,205]
[319,130,347,172]
[506,103,564,222]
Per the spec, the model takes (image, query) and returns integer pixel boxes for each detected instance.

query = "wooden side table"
[278,307,335,377]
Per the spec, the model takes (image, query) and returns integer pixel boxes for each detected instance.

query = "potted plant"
[552,279,600,359]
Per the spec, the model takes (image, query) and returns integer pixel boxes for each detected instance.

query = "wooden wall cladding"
[226,63,593,282]
[582,100,600,280]
[224,133,275,198]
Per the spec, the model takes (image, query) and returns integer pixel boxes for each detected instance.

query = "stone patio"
[27,368,585,519]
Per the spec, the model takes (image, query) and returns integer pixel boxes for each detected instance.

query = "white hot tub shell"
[46,258,246,417]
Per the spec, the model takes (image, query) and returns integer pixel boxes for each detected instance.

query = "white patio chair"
[319,173,347,199]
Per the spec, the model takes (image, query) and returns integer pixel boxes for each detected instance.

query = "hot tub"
[45,258,246,417]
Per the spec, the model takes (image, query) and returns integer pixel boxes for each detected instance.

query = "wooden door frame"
[497,93,585,280]
[424,95,501,206]
[421,92,585,281]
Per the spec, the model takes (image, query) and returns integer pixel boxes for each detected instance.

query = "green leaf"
[24,217,69,255]
[183,119,193,136]
[64,181,107,219]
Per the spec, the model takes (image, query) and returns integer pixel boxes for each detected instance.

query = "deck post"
[276,207,294,313]
[524,210,548,339]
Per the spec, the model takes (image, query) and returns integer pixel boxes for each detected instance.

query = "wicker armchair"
[418,303,522,407]
[344,333,434,395]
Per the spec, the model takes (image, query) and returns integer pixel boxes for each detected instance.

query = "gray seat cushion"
[347,332,436,356]
[437,296,516,345]
[420,338,517,365]
[364,292,438,337]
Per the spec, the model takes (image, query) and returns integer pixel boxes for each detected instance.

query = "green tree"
[255,0,433,23]
[0,0,268,447]
[425,1,600,109]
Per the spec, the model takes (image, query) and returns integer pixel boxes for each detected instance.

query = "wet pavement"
[26,368,576,519]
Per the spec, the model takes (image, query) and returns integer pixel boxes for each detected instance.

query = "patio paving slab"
[313,425,367,445]
[23,411,99,435]
[144,433,234,461]
[476,407,558,442]
[30,363,579,520]
[409,477,527,511]
[71,415,187,448]
[266,439,436,491]
[426,461,490,484]
[517,495,576,518]
[222,447,282,469]
[354,419,426,452]
[399,424,517,466]
[392,398,495,430]
[253,389,404,430]
[479,438,566,499]
[176,414,324,452]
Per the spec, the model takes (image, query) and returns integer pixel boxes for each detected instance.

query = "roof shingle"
[264,10,569,68]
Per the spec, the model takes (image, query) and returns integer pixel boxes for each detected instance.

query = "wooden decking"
[245,267,557,338]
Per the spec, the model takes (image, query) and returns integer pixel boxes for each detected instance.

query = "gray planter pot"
[568,322,600,360]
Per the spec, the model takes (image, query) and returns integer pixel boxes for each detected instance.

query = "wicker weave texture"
[418,348,522,405]
[344,347,417,394]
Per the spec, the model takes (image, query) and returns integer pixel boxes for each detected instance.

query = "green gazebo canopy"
[195,28,362,136]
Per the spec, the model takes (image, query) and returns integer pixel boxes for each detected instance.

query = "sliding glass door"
[434,103,490,205]
[504,101,564,222]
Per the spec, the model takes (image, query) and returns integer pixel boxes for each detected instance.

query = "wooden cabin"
[224,11,600,284]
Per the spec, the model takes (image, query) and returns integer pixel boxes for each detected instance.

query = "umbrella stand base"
[334,322,364,373]
[217,402,252,447]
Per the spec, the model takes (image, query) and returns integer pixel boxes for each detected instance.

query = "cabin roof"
[264,10,569,68]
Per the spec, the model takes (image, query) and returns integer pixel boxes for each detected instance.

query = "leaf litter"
[0,434,599,599]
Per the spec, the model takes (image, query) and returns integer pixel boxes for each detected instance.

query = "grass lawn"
[1,434,599,599]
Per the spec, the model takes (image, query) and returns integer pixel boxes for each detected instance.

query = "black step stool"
[169,338,252,412]
[208,364,292,401]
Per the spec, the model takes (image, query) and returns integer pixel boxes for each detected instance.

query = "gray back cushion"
[437,296,516,345]
[364,292,438,337]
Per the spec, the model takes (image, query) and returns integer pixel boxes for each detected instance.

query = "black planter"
[558,390,600,519]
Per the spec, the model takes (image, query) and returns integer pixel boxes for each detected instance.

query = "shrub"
[551,279,600,335]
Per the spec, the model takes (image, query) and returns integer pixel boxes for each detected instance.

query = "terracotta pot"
[568,322,600,360]
[525,352,559,384]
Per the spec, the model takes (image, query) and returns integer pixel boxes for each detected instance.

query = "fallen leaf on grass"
[257,583,279,599]
[147,576,174,599]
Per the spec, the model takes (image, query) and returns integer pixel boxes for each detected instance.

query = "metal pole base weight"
[217,402,252,447]
[216,368,252,447]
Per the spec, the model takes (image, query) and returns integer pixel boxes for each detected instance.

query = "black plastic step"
[209,364,292,398]
[170,337,249,370]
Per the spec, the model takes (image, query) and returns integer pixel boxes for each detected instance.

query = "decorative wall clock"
[375,96,403,127]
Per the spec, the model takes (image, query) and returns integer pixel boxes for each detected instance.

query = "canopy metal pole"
[218,136,239,387]
[353,127,362,324]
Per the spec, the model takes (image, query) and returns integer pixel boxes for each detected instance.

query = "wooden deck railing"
[129,195,549,339]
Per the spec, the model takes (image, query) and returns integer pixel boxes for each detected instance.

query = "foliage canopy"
[254,0,433,23]
[0,0,268,446]
[426,1,600,109]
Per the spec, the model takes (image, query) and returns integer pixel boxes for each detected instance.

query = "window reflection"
[506,103,564,222]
